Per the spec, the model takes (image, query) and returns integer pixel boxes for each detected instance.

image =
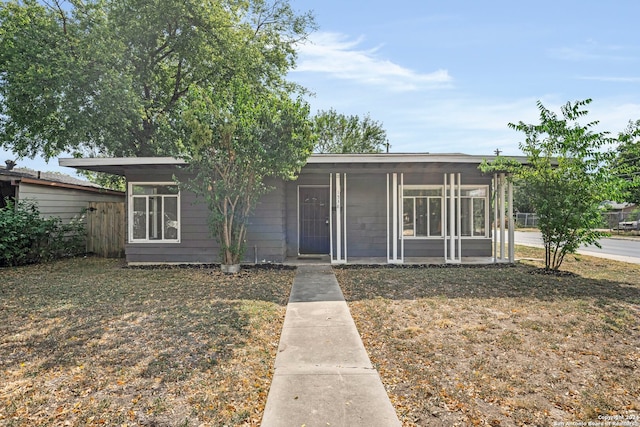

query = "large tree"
[0,0,314,159]
[179,79,314,268]
[485,99,622,271]
[613,119,640,205]
[313,108,388,153]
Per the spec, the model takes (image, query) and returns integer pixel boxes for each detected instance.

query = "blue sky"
[2,0,640,174]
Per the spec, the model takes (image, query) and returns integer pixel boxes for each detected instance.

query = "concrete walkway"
[261,265,401,427]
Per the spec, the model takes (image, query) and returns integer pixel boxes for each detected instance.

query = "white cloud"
[372,95,640,155]
[548,42,635,62]
[294,32,452,92]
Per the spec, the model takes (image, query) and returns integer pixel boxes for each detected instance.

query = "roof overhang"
[59,157,187,175]
[306,153,527,164]
[59,153,529,175]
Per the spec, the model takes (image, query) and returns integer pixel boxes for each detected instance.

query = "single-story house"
[59,153,519,265]
[0,166,125,222]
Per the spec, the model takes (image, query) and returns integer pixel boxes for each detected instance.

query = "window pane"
[460,198,472,236]
[132,184,179,195]
[461,187,487,197]
[148,196,163,240]
[403,198,414,236]
[132,197,147,239]
[429,198,442,236]
[405,188,441,197]
[164,196,178,240]
[415,198,428,236]
[473,198,486,236]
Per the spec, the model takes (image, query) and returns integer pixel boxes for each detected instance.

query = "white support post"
[500,173,506,261]
[386,173,390,262]
[335,173,342,263]
[449,173,457,263]
[443,173,448,260]
[508,176,514,263]
[493,173,498,262]
[392,173,398,262]
[329,173,333,261]
[457,173,462,261]
[400,173,404,263]
[344,173,347,263]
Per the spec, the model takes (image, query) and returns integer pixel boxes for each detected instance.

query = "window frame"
[402,185,444,239]
[402,184,490,239]
[128,182,181,244]
[450,185,490,238]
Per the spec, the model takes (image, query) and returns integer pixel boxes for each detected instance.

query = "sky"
[2,0,640,175]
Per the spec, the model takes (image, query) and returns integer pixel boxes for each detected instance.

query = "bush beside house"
[0,200,86,267]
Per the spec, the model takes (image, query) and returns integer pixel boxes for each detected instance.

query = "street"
[514,231,640,265]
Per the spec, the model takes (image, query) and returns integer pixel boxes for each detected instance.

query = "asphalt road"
[514,231,640,265]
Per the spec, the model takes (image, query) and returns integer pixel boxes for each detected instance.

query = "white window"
[403,187,443,237]
[456,187,488,237]
[128,183,180,243]
[403,185,489,238]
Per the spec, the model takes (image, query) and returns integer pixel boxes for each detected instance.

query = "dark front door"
[299,187,330,254]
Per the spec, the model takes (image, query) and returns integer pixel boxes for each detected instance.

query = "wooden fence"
[87,201,125,258]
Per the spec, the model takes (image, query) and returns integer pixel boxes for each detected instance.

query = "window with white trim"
[403,187,443,237]
[129,183,180,243]
[403,185,489,238]
[456,187,488,237]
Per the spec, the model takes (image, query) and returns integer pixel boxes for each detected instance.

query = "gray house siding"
[403,239,491,258]
[18,182,124,223]
[285,164,494,260]
[124,183,217,264]
[400,167,492,259]
[343,173,387,257]
[113,156,501,264]
[245,180,287,263]
[125,168,287,264]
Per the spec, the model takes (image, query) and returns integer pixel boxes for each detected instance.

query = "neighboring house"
[601,201,638,230]
[0,166,125,222]
[60,153,520,265]
[602,201,636,215]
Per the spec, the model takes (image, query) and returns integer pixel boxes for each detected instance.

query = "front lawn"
[0,258,293,426]
[3,250,638,427]
[336,247,640,427]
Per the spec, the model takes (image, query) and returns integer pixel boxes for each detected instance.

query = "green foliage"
[613,119,640,205]
[178,79,314,266]
[76,171,126,192]
[0,200,86,267]
[480,158,537,213]
[495,99,621,271]
[0,0,315,160]
[313,109,388,153]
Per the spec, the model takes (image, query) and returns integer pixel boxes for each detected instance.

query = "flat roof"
[59,153,526,175]
[305,153,527,163]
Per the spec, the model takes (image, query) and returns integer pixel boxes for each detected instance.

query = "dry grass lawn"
[0,258,293,426]
[2,249,639,427]
[336,246,640,427]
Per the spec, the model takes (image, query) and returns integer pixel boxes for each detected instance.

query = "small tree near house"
[178,81,314,271]
[483,99,623,271]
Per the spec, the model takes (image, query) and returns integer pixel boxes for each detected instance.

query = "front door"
[299,187,330,254]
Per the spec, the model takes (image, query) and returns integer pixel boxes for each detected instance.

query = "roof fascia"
[18,177,124,195]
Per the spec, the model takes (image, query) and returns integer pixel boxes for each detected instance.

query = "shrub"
[0,200,86,267]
